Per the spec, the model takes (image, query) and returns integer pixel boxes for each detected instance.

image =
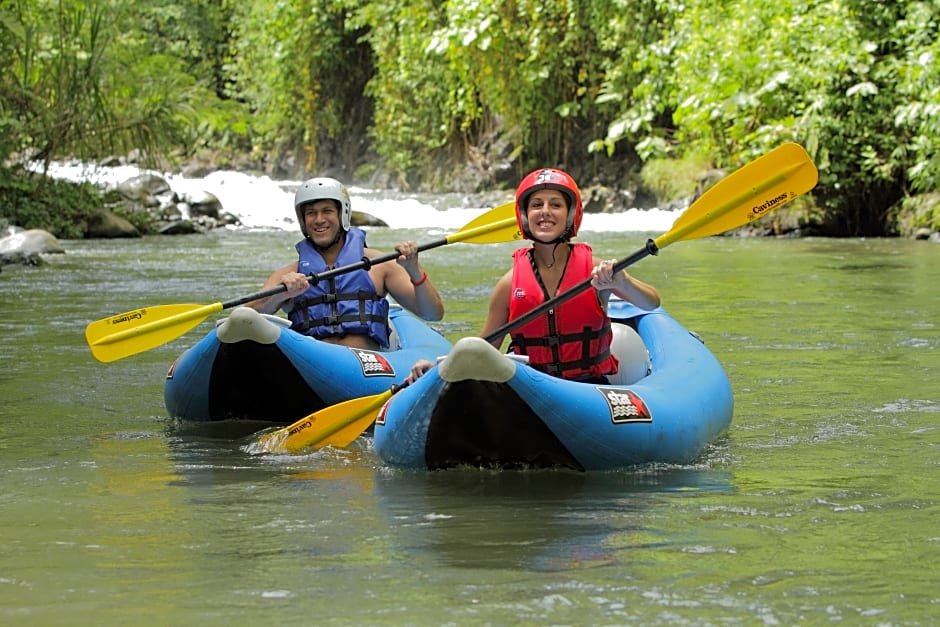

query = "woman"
[411,167,659,382]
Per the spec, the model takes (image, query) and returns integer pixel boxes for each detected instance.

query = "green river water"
[1,227,937,625]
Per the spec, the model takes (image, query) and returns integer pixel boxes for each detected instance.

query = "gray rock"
[158,220,198,235]
[116,172,171,200]
[0,227,63,266]
[0,227,65,255]
[86,208,140,238]
[351,210,388,227]
[186,189,223,218]
[0,251,44,267]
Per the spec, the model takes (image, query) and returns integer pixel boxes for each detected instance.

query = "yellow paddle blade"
[484,143,818,344]
[250,389,393,454]
[85,201,519,363]
[446,201,521,244]
[658,142,818,248]
[85,302,222,363]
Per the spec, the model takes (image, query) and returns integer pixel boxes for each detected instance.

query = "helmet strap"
[310,229,346,254]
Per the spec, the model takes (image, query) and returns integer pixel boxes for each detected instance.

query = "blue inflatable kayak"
[164,305,452,423]
[373,300,733,470]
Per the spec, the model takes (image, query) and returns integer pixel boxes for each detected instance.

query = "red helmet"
[514,168,583,241]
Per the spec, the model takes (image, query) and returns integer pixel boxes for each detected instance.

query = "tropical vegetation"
[1,0,937,237]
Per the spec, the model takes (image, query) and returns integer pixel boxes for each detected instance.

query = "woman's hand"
[406,359,435,383]
[591,259,621,291]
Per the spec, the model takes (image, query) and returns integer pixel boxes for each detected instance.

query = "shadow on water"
[371,462,733,572]
[160,418,381,488]
[167,417,279,442]
[156,416,738,575]
[156,419,736,575]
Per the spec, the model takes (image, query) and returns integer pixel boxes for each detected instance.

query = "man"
[248,177,444,350]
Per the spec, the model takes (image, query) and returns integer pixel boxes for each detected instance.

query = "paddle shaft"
[86,239,447,343]
[86,206,517,362]
[484,144,817,344]
[224,217,517,310]
[483,239,659,344]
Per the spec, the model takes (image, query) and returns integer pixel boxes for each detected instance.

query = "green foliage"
[590,0,681,160]
[892,192,940,234]
[590,0,939,235]
[347,0,632,184]
[640,152,713,201]
[347,1,454,182]
[0,168,103,239]
[229,0,373,174]
[125,0,253,158]
[2,0,937,236]
[892,0,940,195]
[132,0,237,99]
[0,0,211,170]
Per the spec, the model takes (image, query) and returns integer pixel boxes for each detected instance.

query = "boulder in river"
[0,227,65,267]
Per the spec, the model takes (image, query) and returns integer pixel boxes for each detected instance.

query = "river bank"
[2,157,938,271]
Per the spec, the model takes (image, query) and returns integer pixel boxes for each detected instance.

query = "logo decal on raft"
[597,388,653,424]
[351,349,395,377]
[375,399,390,426]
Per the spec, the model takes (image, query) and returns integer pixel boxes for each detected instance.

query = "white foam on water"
[40,162,680,233]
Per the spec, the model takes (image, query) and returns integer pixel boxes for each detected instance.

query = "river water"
[1,199,938,623]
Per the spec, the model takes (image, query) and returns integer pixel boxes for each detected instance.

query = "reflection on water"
[372,464,733,573]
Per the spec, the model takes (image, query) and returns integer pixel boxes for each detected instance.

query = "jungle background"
[1,0,938,238]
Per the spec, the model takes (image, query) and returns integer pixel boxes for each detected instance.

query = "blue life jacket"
[286,227,391,348]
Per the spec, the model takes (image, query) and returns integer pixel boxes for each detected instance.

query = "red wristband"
[411,271,428,287]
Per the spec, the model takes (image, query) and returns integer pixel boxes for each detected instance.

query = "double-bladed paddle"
[250,142,819,454]
[85,201,520,363]
[484,142,818,343]
[248,384,405,455]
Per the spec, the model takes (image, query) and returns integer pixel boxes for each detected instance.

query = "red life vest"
[508,244,619,380]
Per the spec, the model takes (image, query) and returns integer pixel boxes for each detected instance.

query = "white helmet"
[294,177,352,235]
